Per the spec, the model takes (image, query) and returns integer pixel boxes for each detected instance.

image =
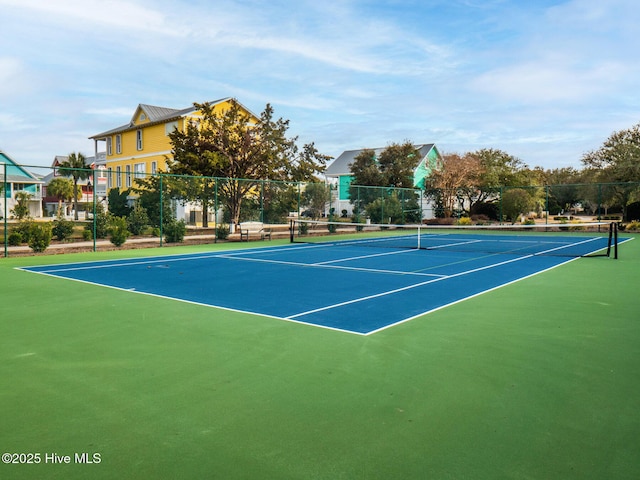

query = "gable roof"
[0,149,43,183]
[89,97,257,139]
[43,152,107,185]
[325,143,437,177]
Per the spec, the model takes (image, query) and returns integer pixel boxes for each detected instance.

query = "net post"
[289,219,294,243]
[417,225,421,250]
[614,222,618,259]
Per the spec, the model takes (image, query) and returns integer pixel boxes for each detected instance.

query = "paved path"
[3,234,219,255]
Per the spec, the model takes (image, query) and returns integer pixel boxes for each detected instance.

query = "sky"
[0,0,638,172]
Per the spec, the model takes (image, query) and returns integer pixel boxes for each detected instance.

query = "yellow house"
[89,98,258,193]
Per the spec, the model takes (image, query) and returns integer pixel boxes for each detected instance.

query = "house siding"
[91,99,257,193]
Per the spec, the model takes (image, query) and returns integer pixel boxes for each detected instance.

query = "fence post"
[92,168,97,252]
[159,173,163,247]
[499,186,503,224]
[260,179,264,223]
[214,178,218,243]
[3,163,7,258]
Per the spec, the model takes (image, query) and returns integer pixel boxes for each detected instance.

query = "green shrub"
[108,215,130,247]
[625,220,640,231]
[327,214,337,233]
[52,217,75,241]
[216,224,230,240]
[127,203,149,235]
[12,221,34,244]
[82,229,92,241]
[8,232,22,246]
[164,219,186,243]
[352,213,364,232]
[92,203,110,239]
[28,222,52,253]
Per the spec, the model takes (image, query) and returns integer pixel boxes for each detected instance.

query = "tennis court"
[19,224,625,335]
[2,227,639,480]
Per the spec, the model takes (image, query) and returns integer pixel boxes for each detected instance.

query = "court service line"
[312,248,417,265]
[216,253,445,278]
[285,238,591,320]
[20,268,364,336]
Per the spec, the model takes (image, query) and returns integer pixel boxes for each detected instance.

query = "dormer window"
[136,129,143,150]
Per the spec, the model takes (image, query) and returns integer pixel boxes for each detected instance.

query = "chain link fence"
[2,162,639,256]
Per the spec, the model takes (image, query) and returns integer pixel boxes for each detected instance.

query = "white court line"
[21,268,362,336]
[17,236,630,336]
[312,247,417,265]
[22,241,444,278]
[286,237,605,321]
[216,253,445,278]
[287,254,535,320]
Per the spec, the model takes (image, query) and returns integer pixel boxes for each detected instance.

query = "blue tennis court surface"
[19,232,627,335]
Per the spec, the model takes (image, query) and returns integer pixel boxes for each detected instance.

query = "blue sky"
[0,0,638,171]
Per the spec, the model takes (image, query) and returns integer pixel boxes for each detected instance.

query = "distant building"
[0,149,43,218]
[41,152,107,217]
[324,143,442,216]
[88,98,258,225]
[88,98,258,192]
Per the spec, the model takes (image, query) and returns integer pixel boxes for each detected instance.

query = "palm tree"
[58,152,90,220]
[47,177,75,216]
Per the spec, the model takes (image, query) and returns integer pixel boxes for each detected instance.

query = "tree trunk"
[202,197,209,228]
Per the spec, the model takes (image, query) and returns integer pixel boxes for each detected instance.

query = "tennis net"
[289,219,619,258]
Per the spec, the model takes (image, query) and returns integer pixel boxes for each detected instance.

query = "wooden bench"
[239,221,272,241]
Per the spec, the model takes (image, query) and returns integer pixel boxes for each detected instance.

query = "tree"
[168,99,328,227]
[582,123,640,181]
[348,142,421,222]
[377,142,421,189]
[502,188,535,223]
[582,122,640,220]
[107,188,131,217]
[301,182,331,219]
[47,177,75,215]
[58,152,90,220]
[131,175,175,228]
[543,167,583,215]
[424,152,484,217]
[11,191,32,219]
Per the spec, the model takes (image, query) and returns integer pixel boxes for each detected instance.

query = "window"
[134,162,145,179]
[107,168,112,189]
[136,129,143,151]
[116,166,121,188]
[151,161,157,175]
[125,165,132,187]
[165,121,178,136]
[116,135,122,154]
[107,137,112,156]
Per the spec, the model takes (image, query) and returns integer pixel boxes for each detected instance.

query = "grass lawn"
[1,236,639,479]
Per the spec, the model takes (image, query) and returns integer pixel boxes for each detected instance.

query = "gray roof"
[325,143,436,177]
[88,97,252,139]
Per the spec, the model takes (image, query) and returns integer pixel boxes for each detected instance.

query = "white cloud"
[0,0,174,33]
[471,60,629,104]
